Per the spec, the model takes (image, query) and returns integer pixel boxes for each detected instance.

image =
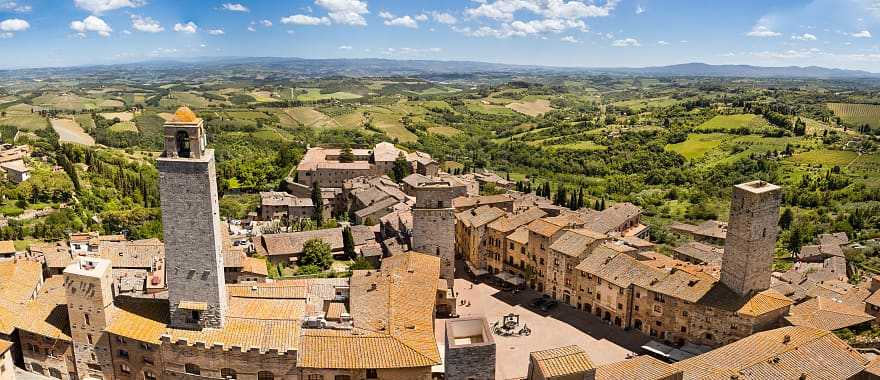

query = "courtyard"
[435,277,651,379]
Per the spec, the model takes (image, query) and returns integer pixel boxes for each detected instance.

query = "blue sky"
[2,0,880,71]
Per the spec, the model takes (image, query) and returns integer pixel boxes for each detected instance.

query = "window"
[682,310,689,317]
[118,349,129,359]
[334,376,352,380]
[221,368,237,379]
[184,364,200,375]
[257,371,274,380]
[140,343,152,351]
[634,305,639,311]
[187,310,201,324]
[655,321,662,327]
[144,371,157,380]
[307,375,323,380]
[653,305,662,314]
[87,334,93,344]
[116,336,126,344]
[143,356,154,365]
[705,333,714,341]
[681,326,687,333]
[366,369,378,379]
[120,364,131,374]
[30,363,44,375]
[84,313,91,326]
[49,368,62,379]
[617,303,623,310]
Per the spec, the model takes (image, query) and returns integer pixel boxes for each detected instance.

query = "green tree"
[349,257,374,270]
[300,238,333,270]
[339,145,355,163]
[296,264,322,275]
[779,208,793,230]
[391,152,411,183]
[310,182,323,226]
[342,226,356,259]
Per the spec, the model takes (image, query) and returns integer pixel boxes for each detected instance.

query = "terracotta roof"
[455,206,506,229]
[0,259,43,303]
[798,244,844,261]
[621,235,655,249]
[354,197,401,219]
[488,207,547,233]
[506,226,530,245]
[584,202,641,234]
[29,241,72,269]
[258,228,344,256]
[530,345,594,378]
[693,220,727,240]
[549,229,605,257]
[0,339,12,353]
[818,232,849,247]
[527,218,567,237]
[226,283,307,299]
[588,355,681,380]
[326,301,348,321]
[106,297,169,344]
[673,326,868,380]
[171,106,198,123]
[452,194,513,210]
[241,256,269,277]
[260,191,313,207]
[97,238,164,268]
[784,296,874,331]
[298,252,441,369]
[13,276,71,341]
[672,242,722,265]
[866,289,880,307]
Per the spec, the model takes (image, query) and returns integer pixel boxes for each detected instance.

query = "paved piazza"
[435,277,651,379]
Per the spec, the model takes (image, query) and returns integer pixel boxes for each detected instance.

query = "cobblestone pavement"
[435,277,651,380]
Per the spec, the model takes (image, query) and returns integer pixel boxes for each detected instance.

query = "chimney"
[783,335,791,344]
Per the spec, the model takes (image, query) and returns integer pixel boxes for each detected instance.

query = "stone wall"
[158,150,228,330]
[64,259,115,380]
[160,341,299,380]
[18,331,75,380]
[413,184,465,285]
[108,335,162,380]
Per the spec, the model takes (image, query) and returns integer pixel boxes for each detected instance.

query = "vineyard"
[828,102,880,129]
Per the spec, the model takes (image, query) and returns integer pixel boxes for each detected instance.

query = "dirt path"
[50,118,95,146]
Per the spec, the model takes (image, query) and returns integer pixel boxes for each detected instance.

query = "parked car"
[540,300,559,312]
[531,297,548,308]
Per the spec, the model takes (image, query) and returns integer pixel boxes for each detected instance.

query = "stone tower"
[64,257,115,380]
[412,180,467,286]
[158,106,227,329]
[445,317,496,380]
[721,180,782,296]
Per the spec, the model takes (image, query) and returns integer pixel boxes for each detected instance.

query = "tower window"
[176,130,191,158]
[184,364,200,375]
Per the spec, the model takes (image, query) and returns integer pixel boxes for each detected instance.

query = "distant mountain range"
[2,57,878,80]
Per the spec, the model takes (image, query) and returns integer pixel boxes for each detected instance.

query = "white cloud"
[74,0,143,14]
[746,25,780,37]
[611,37,639,47]
[454,18,585,38]
[560,35,579,43]
[791,33,817,41]
[315,0,369,26]
[173,21,198,34]
[280,14,331,25]
[247,25,256,31]
[431,12,457,25]
[70,15,112,37]
[259,19,272,27]
[852,30,872,38]
[384,15,418,28]
[207,28,224,35]
[221,3,249,12]
[749,48,819,60]
[378,11,394,19]
[383,47,442,56]
[338,45,352,50]
[465,0,617,21]
[0,32,12,38]
[415,14,428,22]
[0,18,29,32]
[635,5,645,14]
[657,40,669,45]
[0,1,31,12]
[130,14,163,33]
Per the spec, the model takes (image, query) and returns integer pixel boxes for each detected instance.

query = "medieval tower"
[64,257,115,380]
[720,180,782,296]
[158,106,228,329]
[412,180,468,286]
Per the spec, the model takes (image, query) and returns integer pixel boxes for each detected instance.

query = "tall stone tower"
[64,257,115,380]
[721,180,782,296]
[158,106,227,330]
[412,180,467,286]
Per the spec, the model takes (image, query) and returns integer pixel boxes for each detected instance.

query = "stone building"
[295,142,433,188]
[483,208,547,276]
[411,179,468,285]
[258,191,315,221]
[0,339,13,380]
[444,317,495,380]
[669,220,727,246]
[63,257,115,380]
[721,180,781,296]
[455,206,506,274]
[545,229,606,303]
[157,106,228,330]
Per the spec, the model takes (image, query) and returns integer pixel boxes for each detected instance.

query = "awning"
[495,271,524,286]
[466,262,489,276]
[641,341,695,363]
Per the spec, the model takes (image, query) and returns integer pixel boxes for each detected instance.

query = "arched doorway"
[175,130,191,157]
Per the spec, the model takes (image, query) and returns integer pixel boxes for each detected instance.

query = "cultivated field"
[100,112,134,122]
[427,126,462,137]
[156,112,175,121]
[828,103,880,129]
[666,134,727,160]
[283,107,340,128]
[295,88,362,102]
[546,141,608,151]
[0,115,49,131]
[109,121,138,133]
[506,99,553,116]
[612,96,679,111]
[50,118,95,146]
[694,114,769,132]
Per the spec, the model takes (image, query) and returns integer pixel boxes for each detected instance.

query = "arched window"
[175,130,191,158]
[144,370,157,380]
[184,363,200,375]
[307,375,324,380]
[334,376,351,380]
[221,368,237,379]
[257,371,274,380]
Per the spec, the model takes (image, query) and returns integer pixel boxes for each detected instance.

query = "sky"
[2,0,880,71]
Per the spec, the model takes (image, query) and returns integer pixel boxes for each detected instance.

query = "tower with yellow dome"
[157,106,228,330]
